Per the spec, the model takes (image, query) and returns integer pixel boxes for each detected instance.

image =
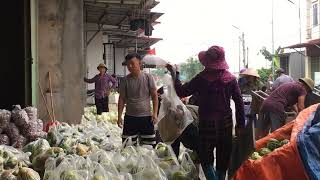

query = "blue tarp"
[297,105,320,180]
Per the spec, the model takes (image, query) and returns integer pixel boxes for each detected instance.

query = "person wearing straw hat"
[167,45,245,180]
[84,63,117,115]
[257,78,314,139]
[239,68,264,94]
[272,68,294,91]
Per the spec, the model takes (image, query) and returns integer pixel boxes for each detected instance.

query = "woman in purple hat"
[167,46,245,180]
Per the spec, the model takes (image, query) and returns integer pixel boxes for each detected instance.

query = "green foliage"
[259,47,273,62]
[179,56,204,81]
[257,68,272,84]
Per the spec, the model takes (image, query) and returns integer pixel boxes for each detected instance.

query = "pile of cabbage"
[0,106,47,148]
[0,145,41,180]
[84,107,118,124]
[0,107,199,179]
[249,138,290,160]
[20,138,196,180]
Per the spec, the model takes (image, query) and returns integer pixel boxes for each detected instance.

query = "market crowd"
[84,45,315,180]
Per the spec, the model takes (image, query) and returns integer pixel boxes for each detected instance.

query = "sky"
[151,0,306,73]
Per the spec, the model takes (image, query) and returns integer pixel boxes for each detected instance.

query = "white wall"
[86,23,104,90]
[114,48,127,76]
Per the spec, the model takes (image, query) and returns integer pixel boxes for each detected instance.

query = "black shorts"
[95,97,109,115]
[122,115,156,146]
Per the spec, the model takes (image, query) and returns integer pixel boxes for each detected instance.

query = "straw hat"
[299,77,315,91]
[97,63,108,70]
[240,68,260,78]
[198,45,229,70]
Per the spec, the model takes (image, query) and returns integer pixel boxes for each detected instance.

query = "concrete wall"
[38,0,85,124]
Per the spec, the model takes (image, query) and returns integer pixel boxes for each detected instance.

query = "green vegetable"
[259,148,272,156]
[17,167,41,180]
[156,146,169,158]
[5,156,18,169]
[60,170,79,180]
[92,175,104,180]
[267,138,281,151]
[249,152,262,160]
[280,139,290,146]
[171,171,189,180]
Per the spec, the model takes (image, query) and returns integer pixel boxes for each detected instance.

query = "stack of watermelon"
[249,138,290,160]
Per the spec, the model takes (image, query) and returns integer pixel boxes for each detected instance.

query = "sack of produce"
[0,134,10,146]
[5,123,20,143]
[132,155,167,180]
[11,107,29,127]
[35,119,43,132]
[180,152,198,179]
[12,135,27,149]
[17,167,40,180]
[0,110,11,130]
[24,107,37,121]
[157,74,194,144]
[0,169,17,180]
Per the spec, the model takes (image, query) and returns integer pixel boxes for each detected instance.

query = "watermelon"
[267,138,281,151]
[259,148,272,156]
[280,139,290,146]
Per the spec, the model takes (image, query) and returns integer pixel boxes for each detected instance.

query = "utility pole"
[242,33,246,68]
[247,47,249,68]
[238,37,241,72]
[271,0,275,79]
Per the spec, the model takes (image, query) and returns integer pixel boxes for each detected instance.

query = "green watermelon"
[259,148,272,156]
[249,152,262,160]
[267,138,281,151]
[280,139,290,146]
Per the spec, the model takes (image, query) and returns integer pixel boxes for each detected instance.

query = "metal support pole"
[239,36,241,72]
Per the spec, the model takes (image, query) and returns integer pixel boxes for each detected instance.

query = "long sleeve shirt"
[173,71,245,127]
[84,74,117,99]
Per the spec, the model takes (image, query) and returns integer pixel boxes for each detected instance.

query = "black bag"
[228,116,255,177]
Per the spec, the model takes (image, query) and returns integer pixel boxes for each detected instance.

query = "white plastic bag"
[157,74,194,144]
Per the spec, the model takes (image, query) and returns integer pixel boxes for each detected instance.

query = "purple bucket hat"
[198,45,229,70]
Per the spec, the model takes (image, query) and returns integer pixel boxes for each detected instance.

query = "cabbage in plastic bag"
[17,167,40,180]
[5,123,20,142]
[0,110,11,130]
[0,170,17,180]
[0,134,10,146]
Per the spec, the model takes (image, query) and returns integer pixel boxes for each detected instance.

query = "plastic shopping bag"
[157,74,194,144]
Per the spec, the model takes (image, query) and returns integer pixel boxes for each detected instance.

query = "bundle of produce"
[0,145,41,180]
[0,106,47,148]
[46,118,122,153]
[84,106,119,124]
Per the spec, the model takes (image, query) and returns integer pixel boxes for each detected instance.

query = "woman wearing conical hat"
[239,68,264,94]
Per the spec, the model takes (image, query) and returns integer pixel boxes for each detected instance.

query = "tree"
[257,68,272,84]
[179,56,204,82]
[259,46,282,69]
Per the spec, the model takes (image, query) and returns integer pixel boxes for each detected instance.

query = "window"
[280,56,289,74]
[311,57,320,82]
[313,3,318,27]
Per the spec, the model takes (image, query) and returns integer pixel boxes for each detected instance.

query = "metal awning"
[84,0,162,26]
[114,36,162,48]
[285,39,320,49]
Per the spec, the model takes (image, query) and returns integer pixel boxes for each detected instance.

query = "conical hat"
[240,68,260,78]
